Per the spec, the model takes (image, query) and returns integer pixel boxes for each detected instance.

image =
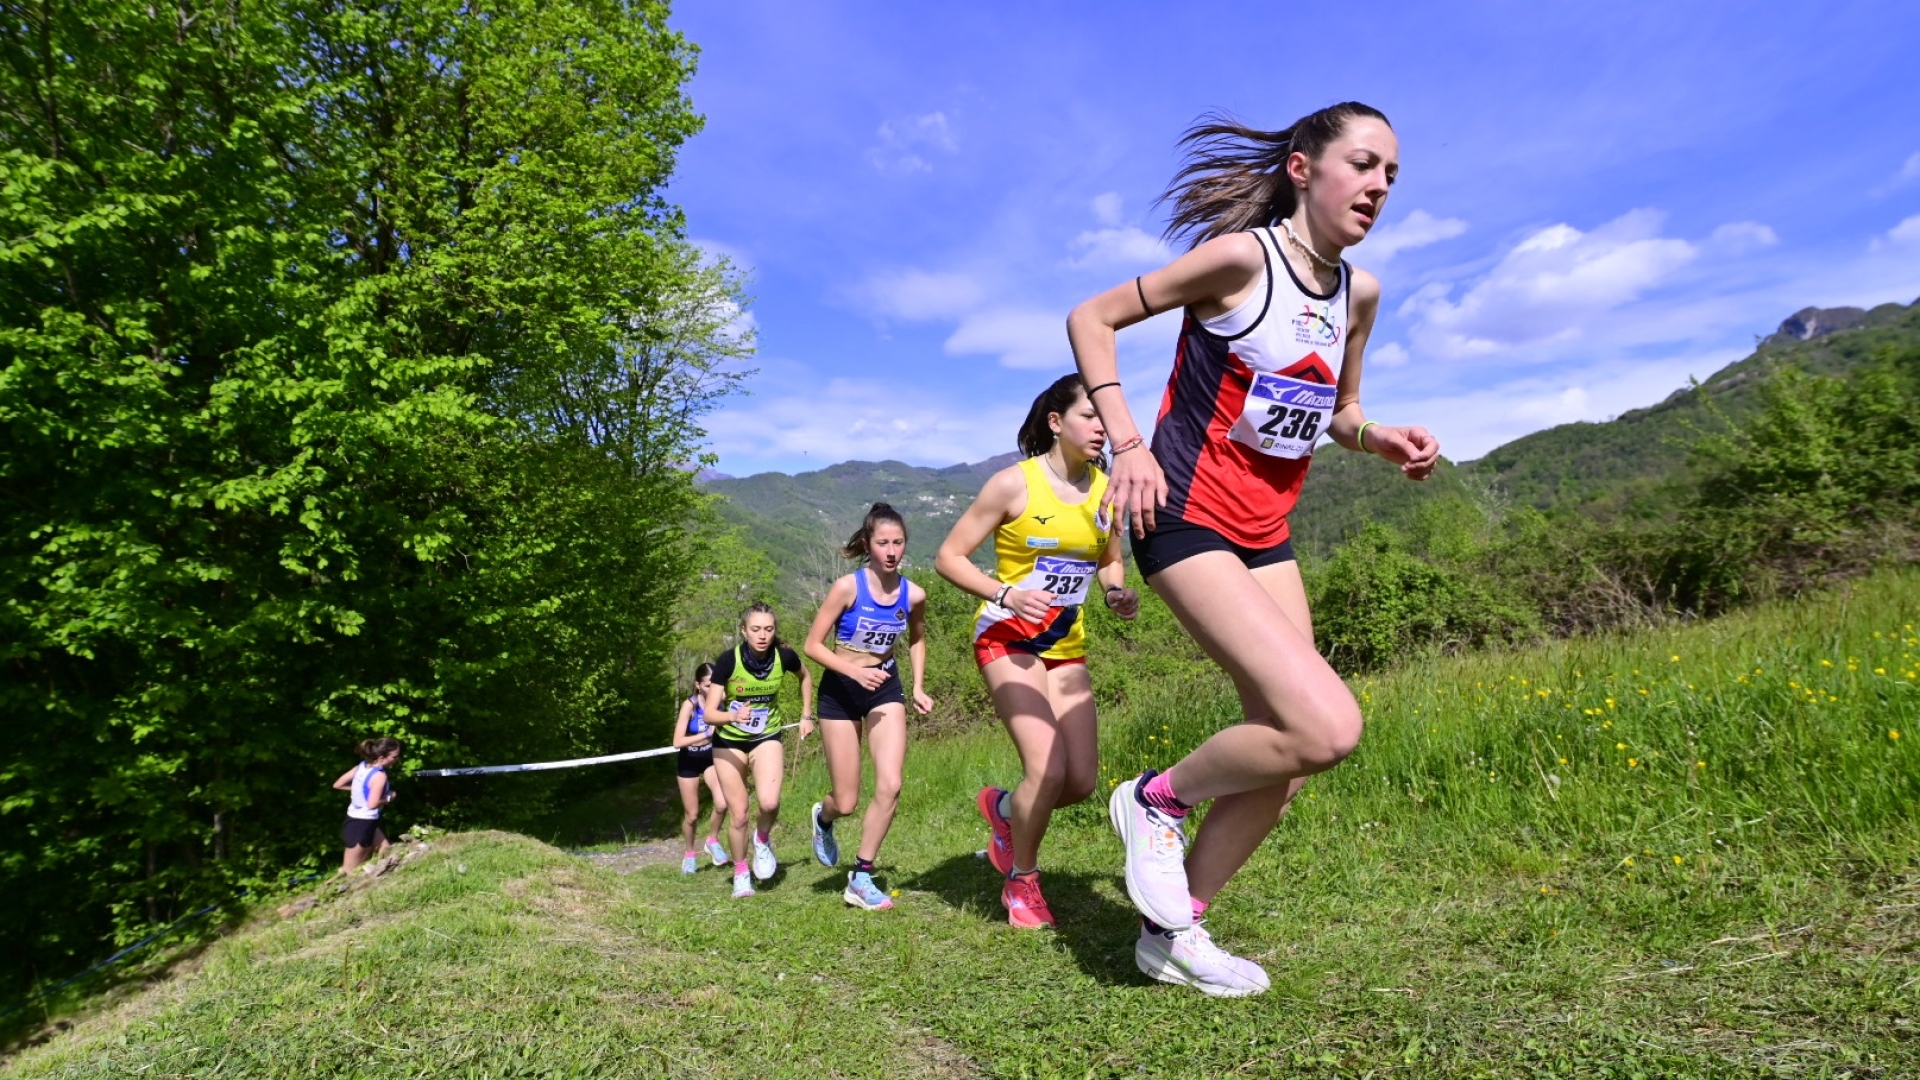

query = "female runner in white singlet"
[1069,103,1439,995]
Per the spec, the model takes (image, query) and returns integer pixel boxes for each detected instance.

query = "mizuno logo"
[1032,515,1054,524]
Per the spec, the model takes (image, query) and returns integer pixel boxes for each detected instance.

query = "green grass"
[7,573,1918,1078]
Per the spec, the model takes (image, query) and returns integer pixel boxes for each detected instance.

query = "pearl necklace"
[1281,218,1340,272]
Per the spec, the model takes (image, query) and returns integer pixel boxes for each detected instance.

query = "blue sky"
[670,1,1920,478]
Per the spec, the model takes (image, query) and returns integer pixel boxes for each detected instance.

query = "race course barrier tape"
[416,744,683,778]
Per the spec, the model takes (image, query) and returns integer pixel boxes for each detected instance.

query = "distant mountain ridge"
[710,298,1920,591]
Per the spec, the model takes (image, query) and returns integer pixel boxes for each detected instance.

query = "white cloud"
[1091,192,1125,226]
[1368,341,1410,369]
[1359,209,1468,264]
[861,269,986,321]
[1067,226,1172,269]
[707,375,1023,468]
[1871,213,1920,251]
[866,111,957,176]
[1399,209,1698,360]
[691,237,753,272]
[1873,152,1920,196]
[1707,221,1778,254]
[944,308,1066,370]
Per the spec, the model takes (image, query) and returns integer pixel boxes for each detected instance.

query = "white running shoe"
[705,838,729,866]
[751,835,778,881]
[731,872,755,899]
[1135,921,1269,997]
[1109,774,1193,929]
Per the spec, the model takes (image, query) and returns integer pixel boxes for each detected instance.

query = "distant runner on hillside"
[334,736,403,876]
[801,502,933,911]
[670,663,732,875]
[935,374,1138,929]
[1068,103,1438,995]
[704,602,814,899]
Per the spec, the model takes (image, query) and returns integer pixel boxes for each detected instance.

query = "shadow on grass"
[902,852,1146,987]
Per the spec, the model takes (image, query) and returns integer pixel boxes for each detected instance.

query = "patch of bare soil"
[570,841,684,874]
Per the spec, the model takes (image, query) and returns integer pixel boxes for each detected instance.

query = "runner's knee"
[828,791,859,817]
[1293,702,1363,773]
[872,774,902,805]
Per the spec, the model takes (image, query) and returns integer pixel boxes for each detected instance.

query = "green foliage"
[1656,348,1920,611]
[1309,518,1541,673]
[0,0,743,998]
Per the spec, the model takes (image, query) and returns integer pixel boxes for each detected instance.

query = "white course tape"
[416,744,680,778]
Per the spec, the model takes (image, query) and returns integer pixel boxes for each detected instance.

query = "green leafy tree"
[0,0,743,996]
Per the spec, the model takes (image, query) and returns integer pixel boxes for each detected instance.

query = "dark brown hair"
[1159,102,1392,248]
[841,502,908,560]
[1017,374,1090,458]
[690,662,713,690]
[356,737,402,762]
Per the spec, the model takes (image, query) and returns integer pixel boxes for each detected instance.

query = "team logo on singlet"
[1094,505,1111,533]
[1293,301,1341,347]
[1025,536,1059,549]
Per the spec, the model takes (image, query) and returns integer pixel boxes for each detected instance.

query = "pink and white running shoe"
[976,786,1014,876]
[1109,773,1193,929]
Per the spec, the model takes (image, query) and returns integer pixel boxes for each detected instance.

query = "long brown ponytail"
[1159,102,1391,249]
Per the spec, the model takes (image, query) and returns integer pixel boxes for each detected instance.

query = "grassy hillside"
[10,570,1916,1078]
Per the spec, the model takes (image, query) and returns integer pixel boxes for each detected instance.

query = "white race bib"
[1230,372,1335,459]
[1021,555,1097,607]
[730,703,772,735]
[851,616,903,655]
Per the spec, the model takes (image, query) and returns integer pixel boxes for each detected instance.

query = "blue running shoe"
[680,853,698,875]
[843,870,894,910]
[705,838,729,866]
[811,801,840,867]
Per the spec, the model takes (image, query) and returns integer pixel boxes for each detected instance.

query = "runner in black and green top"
[703,602,814,898]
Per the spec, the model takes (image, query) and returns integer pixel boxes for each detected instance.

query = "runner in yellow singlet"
[935,374,1139,928]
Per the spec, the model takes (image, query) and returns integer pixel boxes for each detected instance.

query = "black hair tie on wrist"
[1135,276,1152,316]
[1086,381,1120,398]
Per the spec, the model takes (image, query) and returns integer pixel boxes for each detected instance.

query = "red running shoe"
[976,786,1014,876]
[1001,870,1055,929]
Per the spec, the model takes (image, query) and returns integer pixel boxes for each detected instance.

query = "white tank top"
[346,763,383,820]
[1195,226,1349,461]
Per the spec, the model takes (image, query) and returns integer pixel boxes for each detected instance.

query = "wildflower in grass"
[1605,698,1616,708]
[1670,655,1680,663]
[1754,668,1763,675]
[1696,761,1706,768]
[1673,856,1683,865]
[1622,857,1634,867]
[1639,688,1650,696]
[1602,719,1613,729]
[1821,659,1833,667]
[1875,668,1886,675]
[1893,730,1903,741]
[1628,758,1639,767]
[1617,742,1627,750]
[1558,757,1568,765]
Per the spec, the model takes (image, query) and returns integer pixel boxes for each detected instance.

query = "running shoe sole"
[811,802,839,867]
[1135,936,1266,997]
[1108,778,1193,929]
[843,882,894,911]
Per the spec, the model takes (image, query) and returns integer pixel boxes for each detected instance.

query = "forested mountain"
[1293,298,1919,551]
[711,298,1920,588]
